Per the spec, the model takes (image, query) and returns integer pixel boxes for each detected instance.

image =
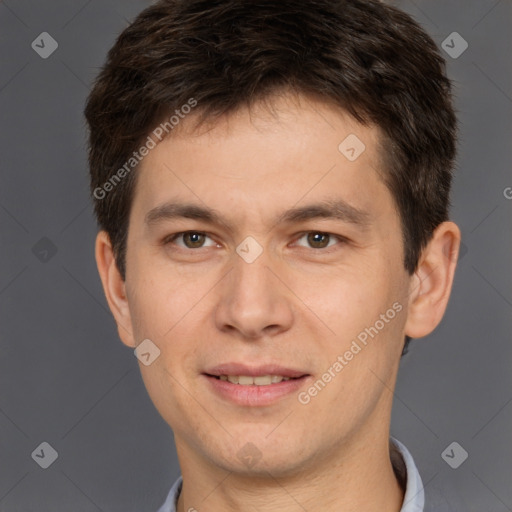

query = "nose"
[214,251,294,340]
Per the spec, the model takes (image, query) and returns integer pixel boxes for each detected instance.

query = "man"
[85,1,463,510]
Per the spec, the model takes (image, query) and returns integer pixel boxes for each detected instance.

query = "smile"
[203,373,310,406]
[214,375,296,385]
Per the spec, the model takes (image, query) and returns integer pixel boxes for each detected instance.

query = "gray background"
[1,0,511,510]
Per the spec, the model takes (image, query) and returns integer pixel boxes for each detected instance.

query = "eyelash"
[162,231,347,252]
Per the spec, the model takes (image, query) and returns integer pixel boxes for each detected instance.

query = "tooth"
[254,375,272,386]
[220,375,293,385]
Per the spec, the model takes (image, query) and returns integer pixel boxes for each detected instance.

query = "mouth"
[206,374,303,385]
[202,364,311,406]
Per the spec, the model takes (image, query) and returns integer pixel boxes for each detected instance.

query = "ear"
[404,221,461,339]
[95,230,136,348]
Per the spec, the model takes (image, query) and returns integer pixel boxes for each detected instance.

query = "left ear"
[404,221,461,339]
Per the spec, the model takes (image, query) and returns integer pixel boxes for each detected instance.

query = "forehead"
[130,92,394,230]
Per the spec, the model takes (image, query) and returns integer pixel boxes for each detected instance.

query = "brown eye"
[165,231,216,249]
[306,232,330,248]
[293,231,347,251]
[182,232,206,248]
[294,232,334,249]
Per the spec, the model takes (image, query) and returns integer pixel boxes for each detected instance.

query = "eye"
[294,231,344,249]
[164,231,217,249]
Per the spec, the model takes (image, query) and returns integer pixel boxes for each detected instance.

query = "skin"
[96,92,460,512]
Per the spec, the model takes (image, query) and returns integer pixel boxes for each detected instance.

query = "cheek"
[297,266,386,333]
[302,263,406,375]
[301,276,404,429]
[126,265,208,380]
[127,262,196,340]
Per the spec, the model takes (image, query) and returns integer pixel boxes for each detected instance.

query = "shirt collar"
[156,437,424,512]
[391,436,425,511]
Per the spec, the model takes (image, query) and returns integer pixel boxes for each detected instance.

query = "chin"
[208,437,311,478]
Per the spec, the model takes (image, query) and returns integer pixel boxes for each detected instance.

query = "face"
[114,93,415,476]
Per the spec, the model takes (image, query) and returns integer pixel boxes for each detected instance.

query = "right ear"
[95,230,137,348]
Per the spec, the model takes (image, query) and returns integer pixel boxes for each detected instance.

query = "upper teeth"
[219,375,292,385]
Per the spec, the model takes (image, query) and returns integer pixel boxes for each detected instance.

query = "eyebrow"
[144,198,371,231]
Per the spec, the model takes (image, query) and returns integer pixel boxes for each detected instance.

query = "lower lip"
[203,374,310,406]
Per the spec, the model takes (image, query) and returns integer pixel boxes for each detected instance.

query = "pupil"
[186,232,203,247]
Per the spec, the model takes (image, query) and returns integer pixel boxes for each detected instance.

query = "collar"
[156,437,424,512]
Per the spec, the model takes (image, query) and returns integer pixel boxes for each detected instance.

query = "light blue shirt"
[156,437,432,512]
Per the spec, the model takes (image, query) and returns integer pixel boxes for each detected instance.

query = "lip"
[202,363,311,407]
[204,363,308,379]
[203,374,311,406]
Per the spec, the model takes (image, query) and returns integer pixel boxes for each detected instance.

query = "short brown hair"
[85,0,458,355]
